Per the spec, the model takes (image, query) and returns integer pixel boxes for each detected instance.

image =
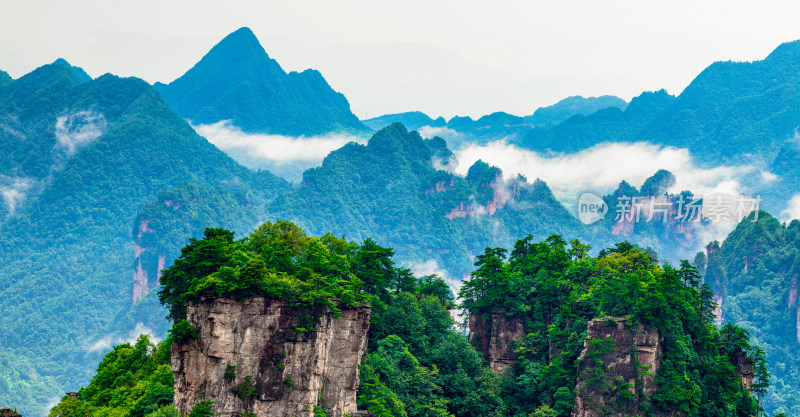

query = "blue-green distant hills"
[362,95,629,141]
[5,30,800,417]
[154,27,367,136]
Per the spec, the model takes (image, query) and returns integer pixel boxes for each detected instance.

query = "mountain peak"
[155,27,366,135]
[212,27,267,58]
[52,58,92,82]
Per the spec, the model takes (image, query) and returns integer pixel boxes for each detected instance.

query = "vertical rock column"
[468,310,525,374]
[572,316,663,417]
[172,297,371,417]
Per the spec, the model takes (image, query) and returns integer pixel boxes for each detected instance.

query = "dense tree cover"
[0,61,289,416]
[704,212,800,415]
[515,39,800,171]
[460,236,767,417]
[270,123,701,283]
[154,27,367,136]
[269,122,591,279]
[511,40,800,214]
[0,69,12,87]
[158,222,371,318]
[10,39,800,417]
[51,225,776,417]
[0,110,705,416]
[49,336,176,417]
[53,222,504,417]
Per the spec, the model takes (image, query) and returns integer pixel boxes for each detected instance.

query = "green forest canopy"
[50,222,771,417]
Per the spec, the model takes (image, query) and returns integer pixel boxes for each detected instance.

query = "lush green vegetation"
[460,236,766,417]
[49,336,176,417]
[154,27,367,136]
[50,224,774,417]
[51,222,503,417]
[703,212,800,415]
[513,40,800,215]
[158,221,371,318]
[10,38,800,417]
[0,60,288,417]
[270,122,590,279]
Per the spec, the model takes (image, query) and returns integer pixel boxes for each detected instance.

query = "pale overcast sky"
[2,0,800,119]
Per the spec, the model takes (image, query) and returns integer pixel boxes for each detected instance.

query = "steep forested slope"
[704,212,800,415]
[0,61,289,416]
[155,27,367,135]
[269,123,589,277]
[516,40,800,166]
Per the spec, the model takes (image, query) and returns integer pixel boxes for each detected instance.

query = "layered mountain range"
[2,27,800,416]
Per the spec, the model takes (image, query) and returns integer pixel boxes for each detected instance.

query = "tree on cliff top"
[460,234,767,417]
[158,221,375,318]
[157,221,453,320]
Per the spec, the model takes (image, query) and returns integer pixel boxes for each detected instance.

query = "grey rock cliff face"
[468,311,525,374]
[572,316,663,417]
[172,297,370,417]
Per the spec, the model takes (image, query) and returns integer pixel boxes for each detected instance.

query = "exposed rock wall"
[572,317,663,417]
[468,311,525,374]
[732,351,754,393]
[172,297,371,417]
[132,218,164,304]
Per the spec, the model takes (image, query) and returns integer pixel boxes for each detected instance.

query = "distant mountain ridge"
[515,89,676,152]
[362,111,446,131]
[8,31,800,417]
[155,27,367,136]
[362,95,628,140]
[524,94,628,126]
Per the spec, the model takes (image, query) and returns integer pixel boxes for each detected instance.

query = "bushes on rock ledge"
[158,221,383,319]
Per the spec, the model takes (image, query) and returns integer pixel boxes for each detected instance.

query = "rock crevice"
[468,311,525,374]
[172,297,370,417]
[572,316,663,417]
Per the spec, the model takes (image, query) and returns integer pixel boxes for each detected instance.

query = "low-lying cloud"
[454,140,761,202]
[454,140,776,246]
[0,176,36,214]
[54,110,107,156]
[85,322,156,353]
[418,125,462,142]
[408,259,467,327]
[781,194,800,222]
[193,121,366,180]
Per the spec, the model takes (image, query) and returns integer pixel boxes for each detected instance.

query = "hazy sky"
[2,0,800,119]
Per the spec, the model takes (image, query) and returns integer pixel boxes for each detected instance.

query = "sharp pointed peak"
[213,26,265,53]
[51,58,92,82]
[229,26,257,38]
